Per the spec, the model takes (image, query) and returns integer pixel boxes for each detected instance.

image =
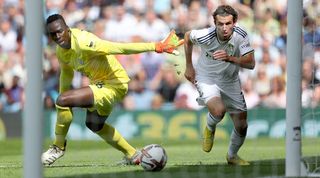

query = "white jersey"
[190,26,254,83]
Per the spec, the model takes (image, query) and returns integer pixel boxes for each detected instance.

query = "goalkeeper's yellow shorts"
[88,83,128,116]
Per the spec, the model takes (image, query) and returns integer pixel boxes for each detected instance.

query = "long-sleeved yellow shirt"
[56,28,156,93]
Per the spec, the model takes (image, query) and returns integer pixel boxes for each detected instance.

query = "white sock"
[228,129,245,158]
[206,112,222,132]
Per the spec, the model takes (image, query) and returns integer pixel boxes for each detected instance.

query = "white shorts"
[194,81,247,113]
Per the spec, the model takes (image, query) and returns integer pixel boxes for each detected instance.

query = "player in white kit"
[184,5,255,165]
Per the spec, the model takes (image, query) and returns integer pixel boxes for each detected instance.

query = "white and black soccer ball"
[140,144,167,171]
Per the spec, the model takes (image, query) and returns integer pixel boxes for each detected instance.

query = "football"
[140,144,167,171]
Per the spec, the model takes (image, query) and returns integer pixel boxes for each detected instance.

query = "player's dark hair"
[213,5,238,23]
[46,14,67,26]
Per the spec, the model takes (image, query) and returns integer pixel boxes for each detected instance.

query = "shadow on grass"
[48,156,320,178]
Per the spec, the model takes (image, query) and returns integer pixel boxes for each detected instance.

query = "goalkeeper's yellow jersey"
[56,28,156,93]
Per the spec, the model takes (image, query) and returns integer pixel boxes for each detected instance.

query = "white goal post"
[286,0,303,177]
[23,0,44,178]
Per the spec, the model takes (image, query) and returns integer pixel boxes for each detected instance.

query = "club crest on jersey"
[226,44,234,56]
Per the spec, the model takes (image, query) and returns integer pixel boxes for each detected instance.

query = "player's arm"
[59,62,74,93]
[231,34,255,69]
[183,31,196,83]
[96,41,155,54]
[213,50,255,69]
[227,52,255,69]
[85,30,184,55]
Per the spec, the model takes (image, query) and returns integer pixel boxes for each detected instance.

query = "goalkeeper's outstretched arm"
[93,30,184,56]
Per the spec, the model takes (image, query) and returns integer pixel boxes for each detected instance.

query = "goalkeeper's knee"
[85,111,108,132]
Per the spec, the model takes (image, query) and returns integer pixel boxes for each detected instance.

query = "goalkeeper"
[42,14,184,166]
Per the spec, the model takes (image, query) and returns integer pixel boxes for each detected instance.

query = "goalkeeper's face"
[47,19,71,49]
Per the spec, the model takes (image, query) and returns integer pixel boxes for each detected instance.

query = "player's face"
[47,19,71,49]
[214,15,235,41]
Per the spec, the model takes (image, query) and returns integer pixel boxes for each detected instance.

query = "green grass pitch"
[0,138,319,178]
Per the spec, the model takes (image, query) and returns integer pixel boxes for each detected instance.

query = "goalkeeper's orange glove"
[155,30,184,55]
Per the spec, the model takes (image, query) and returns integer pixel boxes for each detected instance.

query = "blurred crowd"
[0,0,319,113]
